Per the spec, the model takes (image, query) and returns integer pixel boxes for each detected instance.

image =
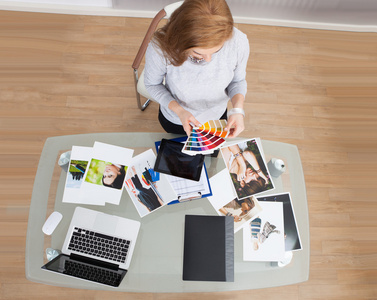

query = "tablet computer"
[154,139,204,181]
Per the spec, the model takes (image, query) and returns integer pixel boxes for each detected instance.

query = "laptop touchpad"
[93,213,118,233]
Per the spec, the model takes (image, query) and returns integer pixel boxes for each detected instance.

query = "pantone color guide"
[182,120,229,155]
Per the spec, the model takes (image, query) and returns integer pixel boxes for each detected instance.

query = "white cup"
[58,151,71,172]
[268,158,286,177]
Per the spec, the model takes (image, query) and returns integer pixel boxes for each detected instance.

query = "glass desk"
[26,133,309,292]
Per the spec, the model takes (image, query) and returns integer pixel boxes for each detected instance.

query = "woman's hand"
[168,100,201,136]
[225,113,245,138]
[178,109,201,136]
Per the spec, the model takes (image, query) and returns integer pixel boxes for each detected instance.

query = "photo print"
[257,192,302,251]
[80,142,134,206]
[85,159,126,190]
[62,146,92,204]
[220,138,274,200]
[208,169,262,233]
[243,202,285,262]
[124,149,177,217]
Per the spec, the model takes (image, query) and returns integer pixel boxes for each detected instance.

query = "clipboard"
[155,137,212,204]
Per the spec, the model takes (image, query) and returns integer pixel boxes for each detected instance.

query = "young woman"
[222,144,269,198]
[101,163,126,189]
[144,0,249,137]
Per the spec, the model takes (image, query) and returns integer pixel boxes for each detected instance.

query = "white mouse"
[42,211,63,235]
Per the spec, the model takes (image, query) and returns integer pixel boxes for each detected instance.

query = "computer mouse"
[42,211,63,235]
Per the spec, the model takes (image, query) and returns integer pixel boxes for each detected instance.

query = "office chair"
[132,1,184,111]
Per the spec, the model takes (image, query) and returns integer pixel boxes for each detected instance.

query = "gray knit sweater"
[144,27,249,125]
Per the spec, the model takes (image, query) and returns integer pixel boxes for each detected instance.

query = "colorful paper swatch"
[182,120,229,155]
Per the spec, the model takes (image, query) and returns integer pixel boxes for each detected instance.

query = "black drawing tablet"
[154,139,204,181]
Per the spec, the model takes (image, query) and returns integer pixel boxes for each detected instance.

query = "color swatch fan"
[182,120,229,155]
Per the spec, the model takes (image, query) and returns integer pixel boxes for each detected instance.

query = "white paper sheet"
[79,142,134,206]
[243,202,285,262]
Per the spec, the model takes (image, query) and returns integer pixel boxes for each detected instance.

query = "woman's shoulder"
[233,27,248,39]
[225,27,249,52]
[146,39,167,64]
[231,27,249,44]
[147,39,163,56]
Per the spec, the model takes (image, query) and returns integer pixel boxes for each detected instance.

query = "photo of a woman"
[127,166,163,212]
[101,163,126,190]
[218,196,262,233]
[123,149,177,218]
[85,159,126,190]
[221,139,274,199]
[219,197,257,222]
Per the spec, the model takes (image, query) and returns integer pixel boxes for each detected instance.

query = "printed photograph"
[208,169,262,233]
[243,202,285,262]
[124,149,177,217]
[218,196,262,233]
[257,192,302,251]
[220,138,274,200]
[66,160,88,188]
[62,146,93,204]
[85,159,127,190]
[78,141,134,206]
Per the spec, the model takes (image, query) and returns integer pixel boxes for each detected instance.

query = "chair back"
[132,1,183,71]
[132,1,184,111]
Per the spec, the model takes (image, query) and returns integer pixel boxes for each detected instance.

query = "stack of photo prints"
[61,133,302,261]
[62,142,177,216]
[208,138,302,262]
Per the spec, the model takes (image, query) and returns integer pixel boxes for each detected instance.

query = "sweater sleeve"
[144,42,175,109]
[226,31,250,100]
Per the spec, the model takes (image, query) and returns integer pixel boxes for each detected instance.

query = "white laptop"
[42,206,141,287]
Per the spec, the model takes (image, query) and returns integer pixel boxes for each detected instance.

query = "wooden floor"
[1,10,376,300]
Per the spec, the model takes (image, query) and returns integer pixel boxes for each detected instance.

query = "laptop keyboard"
[64,259,122,287]
[68,227,131,263]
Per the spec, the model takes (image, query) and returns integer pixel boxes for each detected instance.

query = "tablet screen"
[154,139,204,181]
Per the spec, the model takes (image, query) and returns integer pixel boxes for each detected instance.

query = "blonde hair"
[154,0,234,66]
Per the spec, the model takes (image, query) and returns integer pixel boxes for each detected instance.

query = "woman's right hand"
[169,100,201,136]
[179,110,201,136]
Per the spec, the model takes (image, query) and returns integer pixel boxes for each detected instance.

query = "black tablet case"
[183,215,234,282]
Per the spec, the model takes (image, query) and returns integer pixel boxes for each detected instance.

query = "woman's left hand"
[225,114,245,138]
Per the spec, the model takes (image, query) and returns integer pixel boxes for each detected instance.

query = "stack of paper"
[62,142,134,206]
[62,143,178,217]
[207,138,303,262]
